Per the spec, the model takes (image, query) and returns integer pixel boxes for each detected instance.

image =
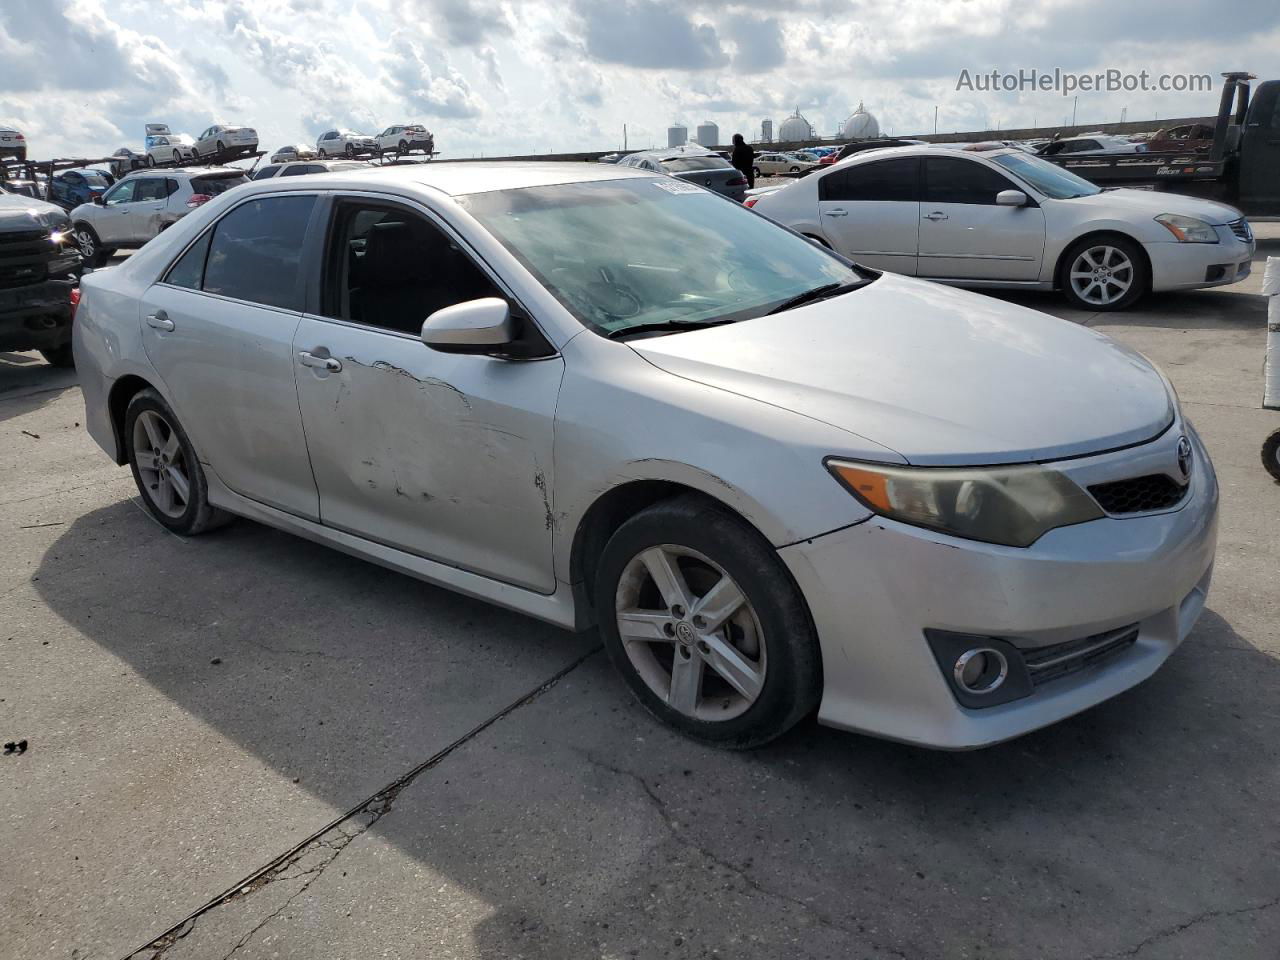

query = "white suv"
[375,124,434,156]
[194,125,259,159]
[0,126,27,160]
[251,159,372,181]
[69,168,248,265]
[316,129,378,157]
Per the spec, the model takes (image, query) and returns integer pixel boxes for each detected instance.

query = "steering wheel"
[582,280,642,320]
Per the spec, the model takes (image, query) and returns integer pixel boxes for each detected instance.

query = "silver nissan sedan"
[73,162,1218,750]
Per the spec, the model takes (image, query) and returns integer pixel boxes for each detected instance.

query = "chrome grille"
[1022,625,1139,687]
[1227,218,1252,242]
[1088,474,1187,515]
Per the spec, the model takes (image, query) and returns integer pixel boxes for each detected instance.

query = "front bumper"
[780,427,1219,749]
[0,275,78,351]
[1144,227,1255,291]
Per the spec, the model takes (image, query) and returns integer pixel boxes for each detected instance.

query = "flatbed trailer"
[1042,73,1280,216]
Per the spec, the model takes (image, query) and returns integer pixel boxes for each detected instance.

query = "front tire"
[595,494,821,749]
[1262,429,1280,483]
[145,153,155,167]
[125,389,231,536]
[318,148,327,158]
[752,166,761,179]
[73,223,111,267]
[172,149,181,163]
[346,143,355,157]
[398,139,408,155]
[1060,235,1147,311]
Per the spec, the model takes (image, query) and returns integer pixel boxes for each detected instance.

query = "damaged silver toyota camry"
[74,162,1217,749]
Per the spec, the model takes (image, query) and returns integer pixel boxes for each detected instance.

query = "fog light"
[954,648,1008,695]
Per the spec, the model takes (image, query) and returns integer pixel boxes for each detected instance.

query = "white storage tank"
[841,102,880,140]
[695,121,719,147]
[761,119,773,142]
[779,109,814,143]
[667,124,688,147]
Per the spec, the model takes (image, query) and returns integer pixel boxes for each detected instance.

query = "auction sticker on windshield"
[652,179,704,194]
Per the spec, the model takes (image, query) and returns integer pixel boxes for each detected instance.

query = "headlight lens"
[827,459,1104,548]
[1154,213,1218,243]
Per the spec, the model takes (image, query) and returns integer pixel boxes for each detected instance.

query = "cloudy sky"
[1,0,1276,160]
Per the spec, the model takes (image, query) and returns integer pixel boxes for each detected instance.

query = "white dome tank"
[841,102,880,140]
[778,109,813,142]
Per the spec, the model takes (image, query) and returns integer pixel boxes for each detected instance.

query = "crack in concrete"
[580,752,911,960]
[1083,894,1280,960]
[120,647,600,960]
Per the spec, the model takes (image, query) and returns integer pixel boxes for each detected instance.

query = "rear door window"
[252,165,281,181]
[190,174,249,197]
[923,157,1018,205]
[820,157,920,202]
[201,195,317,309]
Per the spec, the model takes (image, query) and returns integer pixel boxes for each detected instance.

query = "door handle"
[298,351,342,372]
[145,311,175,331]
[823,209,849,217]
[923,212,949,221]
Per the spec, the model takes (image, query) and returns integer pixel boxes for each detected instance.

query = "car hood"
[1066,187,1242,224]
[629,275,1174,466]
[0,193,66,228]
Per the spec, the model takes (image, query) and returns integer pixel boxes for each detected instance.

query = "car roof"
[121,165,248,181]
[234,161,655,197]
[832,143,1023,166]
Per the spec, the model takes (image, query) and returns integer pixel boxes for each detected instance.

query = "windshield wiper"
[606,318,736,341]
[765,280,866,315]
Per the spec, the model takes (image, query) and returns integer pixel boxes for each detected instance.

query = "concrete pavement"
[1,228,1278,960]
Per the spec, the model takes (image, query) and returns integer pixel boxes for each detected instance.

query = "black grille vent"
[1022,625,1139,687]
[1088,474,1187,515]
[1228,218,1252,242]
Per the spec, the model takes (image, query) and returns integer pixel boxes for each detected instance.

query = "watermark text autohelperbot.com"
[956,69,1213,97]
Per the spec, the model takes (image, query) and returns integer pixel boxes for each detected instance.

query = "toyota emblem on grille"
[1177,436,1193,479]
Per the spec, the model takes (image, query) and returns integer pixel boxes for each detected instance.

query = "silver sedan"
[74,162,1217,749]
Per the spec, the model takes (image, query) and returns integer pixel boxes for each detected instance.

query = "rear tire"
[318,148,327,158]
[125,389,232,536]
[398,139,408,155]
[594,494,821,749]
[1262,429,1280,483]
[145,154,155,168]
[172,150,181,163]
[40,344,75,368]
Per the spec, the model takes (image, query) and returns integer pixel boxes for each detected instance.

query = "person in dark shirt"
[731,133,756,189]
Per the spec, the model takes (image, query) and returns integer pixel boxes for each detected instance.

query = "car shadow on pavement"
[0,353,76,425]
[28,500,1280,959]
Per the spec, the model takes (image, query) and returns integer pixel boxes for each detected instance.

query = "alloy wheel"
[75,228,95,259]
[1069,245,1134,306]
[132,410,191,519]
[614,545,766,721]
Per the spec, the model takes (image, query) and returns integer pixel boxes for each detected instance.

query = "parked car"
[616,146,748,201]
[753,152,816,177]
[375,124,434,156]
[1144,123,1217,154]
[49,169,114,210]
[75,161,1217,750]
[316,129,378,157]
[0,192,81,365]
[820,138,926,165]
[749,145,1255,310]
[109,148,147,178]
[69,168,248,266]
[194,125,259,159]
[251,159,372,181]
[270,145,318,164]
[1037,134,1145,157]
[1,179,41,199]
[0,126,27,161]
[146,134,198,166]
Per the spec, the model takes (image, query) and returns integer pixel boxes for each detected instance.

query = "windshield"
[992,152,1102,199]
[459,177,866,337]
[80,172,111,187]
[660,156,731,172]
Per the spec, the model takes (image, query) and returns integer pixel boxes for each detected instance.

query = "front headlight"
[827,459,1104,548]
[1154,213,1218,243]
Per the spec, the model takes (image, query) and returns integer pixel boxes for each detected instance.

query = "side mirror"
[996,189,1028,207]
[93,195,105,206]
[421,297,515,355]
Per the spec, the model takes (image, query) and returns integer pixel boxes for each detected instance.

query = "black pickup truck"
[1042,72,1280,216]
[0,192,83,366]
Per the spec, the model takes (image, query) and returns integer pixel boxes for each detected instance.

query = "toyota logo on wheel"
[1177,436,1193,480]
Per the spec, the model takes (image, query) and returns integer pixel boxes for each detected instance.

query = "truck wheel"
[1262,430,1280,483]
[125,389,232,536]
[594,494,821,749]
[1060,235,1147,311]
[40,344,75,368]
